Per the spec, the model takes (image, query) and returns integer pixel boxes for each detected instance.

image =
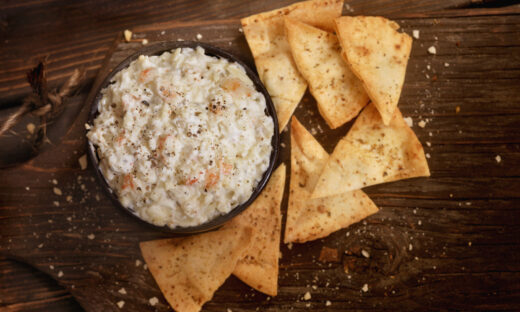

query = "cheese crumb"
[425,153,431,159]
[85,123,91,130]
[412,29,420,39]
[117,300,125,308]
[88,234,95,240]
[361,250,370,258]
[403,117,413,127]
[444,62,450,67]
[118,288,127,295]
[123,30,132,42]
[149,297,159,306]
[238,27,243,33]
[287,242,293,250]
[303,291,311,300]
[495,155,501,163]
[468,241,472,246]
[25,186,30,191]
[58,271,64,277]
[418,120,426,128]
[196,33,203,40]
[26,123,35,134]
[428,46,437,54]
[418,220,422,225]
[344,3,354,12]
[326,300,332,306]
[78,154,88,170]
[361,284,369,292]
[426,141,431,147]
[52,179,58,185]
[53,187,62,196]
[142,39,148,45]
[409,244,413,251]
[38,243,44,248]
[135,260,142,267]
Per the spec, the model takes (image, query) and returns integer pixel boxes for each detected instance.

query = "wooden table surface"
[1,0,520,311]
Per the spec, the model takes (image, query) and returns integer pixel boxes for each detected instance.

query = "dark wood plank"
[2,4,520,312]
[2,11,520,311]
[0,0,490,106]
[0,257,82,311]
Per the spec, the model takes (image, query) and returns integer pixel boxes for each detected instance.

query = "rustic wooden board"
[2,8,520,312]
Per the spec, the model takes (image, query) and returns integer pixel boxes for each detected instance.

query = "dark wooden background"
[1,0,520,311]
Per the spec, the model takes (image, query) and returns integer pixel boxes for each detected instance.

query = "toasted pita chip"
[285,18,368,129]
[140,227,252,312]
[311,103,430,199]
[334,16,412,125]
[228,164,286,296]
[241,0,344,131]
[284,117,378,243]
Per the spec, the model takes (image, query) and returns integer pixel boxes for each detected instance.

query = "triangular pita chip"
[228,164,286,296]
[311,103,430,199]
[285,117,378,243]
[241,0,344,131]
[140,227,252,312]
[285,18,368,129]
[334,16,412,125]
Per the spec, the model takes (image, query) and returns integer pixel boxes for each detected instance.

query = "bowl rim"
[86,41,279,235]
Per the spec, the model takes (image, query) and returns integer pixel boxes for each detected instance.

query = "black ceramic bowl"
[87,41,279,234]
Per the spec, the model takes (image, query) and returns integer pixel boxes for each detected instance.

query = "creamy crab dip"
[87,47,274,228]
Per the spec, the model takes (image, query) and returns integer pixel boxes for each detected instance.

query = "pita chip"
[241,0,344,131]
[140,226,252,312]
[228,164,286,296]
[285,117,378,243]
[335,16,412,125]
[311,103,430,199]
[285,18,368,129]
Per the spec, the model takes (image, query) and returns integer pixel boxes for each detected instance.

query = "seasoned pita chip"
[253,42,307,130]
[241,0,344,131]
[285,18,368,129]
[228,164,286,296]
[140,227,252,312]
[285,117,378,243]
[311,103,430,199]
[335,16,412,125]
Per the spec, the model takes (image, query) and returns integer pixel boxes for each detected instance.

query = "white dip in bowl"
[87,46,274,228]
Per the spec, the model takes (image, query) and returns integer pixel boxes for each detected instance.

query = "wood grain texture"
[1,1,520,311]
[0,257,82,312]
[0,0,497,106]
